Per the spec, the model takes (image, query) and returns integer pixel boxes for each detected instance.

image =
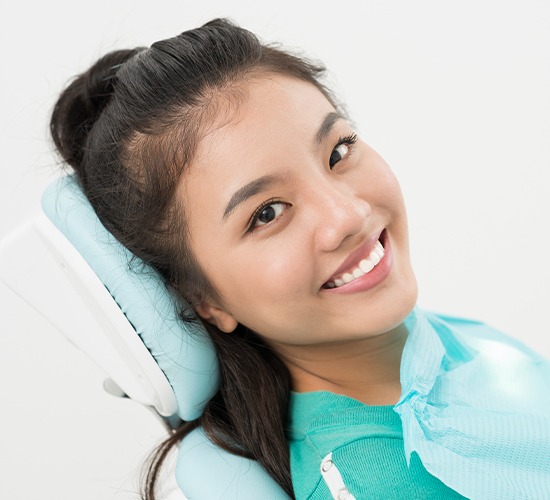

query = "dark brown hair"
[50,18,336,499]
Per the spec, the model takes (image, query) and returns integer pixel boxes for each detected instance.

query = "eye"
[329,133,358,168]
[249,201,287,231]
[329,144,349,168]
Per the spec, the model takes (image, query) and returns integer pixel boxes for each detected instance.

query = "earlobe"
[195,302,238,333]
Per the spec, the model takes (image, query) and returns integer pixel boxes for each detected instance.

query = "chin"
[377,269,418,334]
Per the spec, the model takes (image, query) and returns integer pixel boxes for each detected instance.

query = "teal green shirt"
[287,391,466,499]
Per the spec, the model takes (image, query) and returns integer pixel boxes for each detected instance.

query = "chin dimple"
[324,240,385,289]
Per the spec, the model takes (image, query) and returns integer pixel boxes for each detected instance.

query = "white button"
[321,459,333,472]
[338,487,352,499]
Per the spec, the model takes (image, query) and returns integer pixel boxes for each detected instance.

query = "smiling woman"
[186,75,416,351]
[48,17,550,500]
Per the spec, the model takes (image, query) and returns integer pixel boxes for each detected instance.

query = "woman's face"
[183,74,417,351]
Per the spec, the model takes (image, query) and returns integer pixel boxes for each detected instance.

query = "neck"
[277,323,408,406]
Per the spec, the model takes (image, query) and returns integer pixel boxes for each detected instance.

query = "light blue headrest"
[41,175,219,420]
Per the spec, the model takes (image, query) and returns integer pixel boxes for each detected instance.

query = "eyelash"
[246,132,359,233]
[337,133,359,147]
[330,132,358,168]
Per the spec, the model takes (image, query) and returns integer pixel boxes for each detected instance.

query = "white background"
[1,1,549,499]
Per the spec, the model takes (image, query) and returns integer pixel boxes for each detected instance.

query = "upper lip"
[323,229,385,285]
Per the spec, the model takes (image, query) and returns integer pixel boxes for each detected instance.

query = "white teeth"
[342,273,354,284]
[325,239,386,289]
[369,250,381,265]
[352,268,365,279]
[359,259,374,273]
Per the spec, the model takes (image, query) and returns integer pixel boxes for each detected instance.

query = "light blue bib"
[395,308,550,499]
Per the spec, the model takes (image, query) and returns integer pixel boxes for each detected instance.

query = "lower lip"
[322,235,393,295]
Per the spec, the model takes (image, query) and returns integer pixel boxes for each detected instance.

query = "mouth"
[322,230,388,290]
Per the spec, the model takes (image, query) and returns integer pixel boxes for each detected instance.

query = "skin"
[183,73,418,405]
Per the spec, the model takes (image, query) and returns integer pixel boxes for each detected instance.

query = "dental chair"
[0,175,290,499]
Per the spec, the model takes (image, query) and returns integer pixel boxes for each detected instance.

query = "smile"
[323,240,385,289]
[321,230,392,293]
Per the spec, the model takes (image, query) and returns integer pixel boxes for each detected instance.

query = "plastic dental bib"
[396,308,550,499]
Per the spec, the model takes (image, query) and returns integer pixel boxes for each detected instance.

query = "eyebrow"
[222,111,343,221]
[223,175,278,220]
[315,111,343,145]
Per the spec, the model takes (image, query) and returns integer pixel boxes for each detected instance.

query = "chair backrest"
[0,175,289,499]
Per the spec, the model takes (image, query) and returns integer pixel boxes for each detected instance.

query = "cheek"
[368,162,405,214]
[353,146,405,209]
[209,239,315,320]
[237,244,311,297]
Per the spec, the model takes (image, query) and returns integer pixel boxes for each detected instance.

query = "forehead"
[192,74,336,165]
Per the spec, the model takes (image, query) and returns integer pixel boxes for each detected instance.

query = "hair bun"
[50,48,143,170]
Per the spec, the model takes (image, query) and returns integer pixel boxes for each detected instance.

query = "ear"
[195,302,238,333]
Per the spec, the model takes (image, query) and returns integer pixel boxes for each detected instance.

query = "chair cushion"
[41,175,219,420]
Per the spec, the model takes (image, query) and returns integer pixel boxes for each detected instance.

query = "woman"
[50,18,550,500]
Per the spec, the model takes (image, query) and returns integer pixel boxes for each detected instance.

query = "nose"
[310,179,371,252]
